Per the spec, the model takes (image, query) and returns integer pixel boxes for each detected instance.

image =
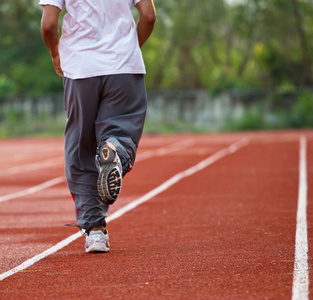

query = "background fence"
[0,89,312,136]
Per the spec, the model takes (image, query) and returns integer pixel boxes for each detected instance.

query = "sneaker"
[85,227,110,253]
[96,142,122,205]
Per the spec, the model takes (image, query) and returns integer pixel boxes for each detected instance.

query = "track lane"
[0,135,232,276]
[306,138,313,300]
[0,132,311,299]
[292,136,309,300]
[0,138,64,169]
[0,137,246,280]
[0,137,197,206]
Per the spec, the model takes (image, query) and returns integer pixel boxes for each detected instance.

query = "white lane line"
[292,136,309,300]
[0,157,64,177]
[136,139,194,162]
[106,137,249,220]
[0,139,193,204]
[0,137,249,281]
[0,139,190,176]
[0,177,65,203]
[0,140,191,176]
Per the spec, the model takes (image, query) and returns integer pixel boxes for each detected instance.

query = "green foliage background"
[1,0,313,97]
[1,0,313,136]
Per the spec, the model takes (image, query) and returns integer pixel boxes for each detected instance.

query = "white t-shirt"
[39,0,146,79]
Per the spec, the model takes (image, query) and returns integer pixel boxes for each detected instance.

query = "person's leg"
[63,77,109,232]
[95,74,147,177]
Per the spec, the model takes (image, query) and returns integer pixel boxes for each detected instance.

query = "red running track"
[0,131,312,299]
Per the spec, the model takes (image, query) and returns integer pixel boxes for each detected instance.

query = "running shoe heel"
[96,142,122,205]
[85,228,110,253]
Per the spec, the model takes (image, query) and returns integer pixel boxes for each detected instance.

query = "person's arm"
[41,5,63,78]
[135,0,156,48]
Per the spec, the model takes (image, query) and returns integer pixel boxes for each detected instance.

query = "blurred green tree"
[1,0,313,95]
[253,0,313,87]
[0,0,62,96]
[143,0,313,90]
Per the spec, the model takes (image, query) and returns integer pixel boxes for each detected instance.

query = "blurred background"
[1,0,313,137]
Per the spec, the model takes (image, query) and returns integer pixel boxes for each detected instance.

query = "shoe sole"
[85,243,110,253]
[96,143,122,205]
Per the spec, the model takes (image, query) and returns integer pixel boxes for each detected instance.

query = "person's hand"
[51,53,64,78]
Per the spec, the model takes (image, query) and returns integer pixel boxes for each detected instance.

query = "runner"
[39,0,156,253]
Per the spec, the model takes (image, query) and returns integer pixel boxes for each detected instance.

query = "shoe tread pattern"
[96,143,122,205]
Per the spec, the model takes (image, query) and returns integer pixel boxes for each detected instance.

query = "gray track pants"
[63,74,147,231]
